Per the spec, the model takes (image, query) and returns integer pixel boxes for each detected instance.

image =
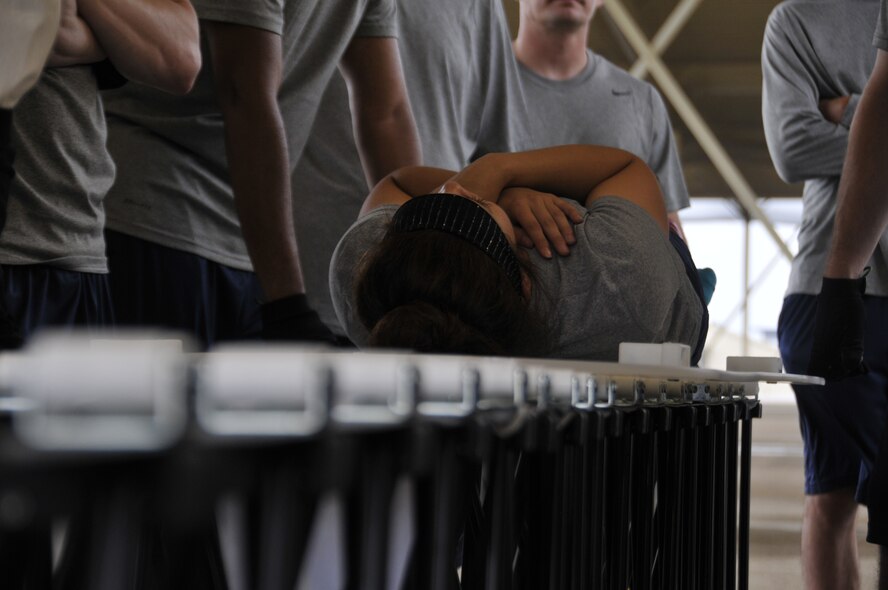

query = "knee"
[806,489,859,529]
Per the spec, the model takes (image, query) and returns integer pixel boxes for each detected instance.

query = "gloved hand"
[260,294,337,344]
[0,297,23,350]
[807,274,868,380]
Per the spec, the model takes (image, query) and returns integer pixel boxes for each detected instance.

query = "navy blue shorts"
[868,432,888,544]
[106,230,263,349]
[778,293,888,503]
[0,263,114,342]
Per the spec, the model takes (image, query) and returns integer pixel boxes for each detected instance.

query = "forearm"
[47,11,106,67]
[222,100,305,300]
[352,100,422,187]
[359,166,456,216]
[463,146,638,202]
[763,112,850,181]
[78,0,199,93]
[824,55,888,279]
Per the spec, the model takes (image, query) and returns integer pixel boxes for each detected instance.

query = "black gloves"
[807,273,868,380]
[260,294,337,344]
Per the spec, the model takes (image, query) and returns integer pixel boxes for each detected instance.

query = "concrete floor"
[749,392,880,589]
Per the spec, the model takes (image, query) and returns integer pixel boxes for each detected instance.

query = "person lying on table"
[330,145,708,363]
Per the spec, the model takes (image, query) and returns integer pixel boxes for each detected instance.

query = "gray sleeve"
[355,0,397,38]
[646,87,690,212]
[761,6,849,183]
[329,206,397,347]
[470,0,531,159]
[840,93,862,128]
[876,0,888,49]
[192,0,284,35]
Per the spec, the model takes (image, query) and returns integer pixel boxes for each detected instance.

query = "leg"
[778,296,888,590]
[802,489,860,590]
[880,546,888,590]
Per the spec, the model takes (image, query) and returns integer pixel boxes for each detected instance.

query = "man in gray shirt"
[293,0,531,336]
[511,0,690,236]
[0,0,200,343]
[103,0,420,347]
[762,1,884,588]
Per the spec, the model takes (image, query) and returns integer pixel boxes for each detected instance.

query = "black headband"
[390,194,523,293]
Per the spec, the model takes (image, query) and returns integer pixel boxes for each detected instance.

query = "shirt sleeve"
[191,0,284,35]
[875,0,888,49]
[646,87,690,212]
[761,5,850,183]
[0,0,59,109]
[355,0,397,38]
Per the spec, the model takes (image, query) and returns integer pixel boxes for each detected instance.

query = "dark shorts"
[868,433,888,544]
[0,263,114,344]
[778,294,888,504]
[669,230,709,366]
[106,229,263,349]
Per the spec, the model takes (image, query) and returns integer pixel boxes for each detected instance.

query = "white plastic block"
[618,342,691,367]
[726,356,783,373]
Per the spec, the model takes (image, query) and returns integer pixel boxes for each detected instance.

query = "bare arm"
[339,36,421,187]
[360,167,456,216]
[78,0,200,94]
[204,20,304,303]
[824,50,888,278]
[47,0,105,67]
[448,146,669,234]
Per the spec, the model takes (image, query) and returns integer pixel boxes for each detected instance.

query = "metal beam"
[628,0,704,79]
[602,0,794,261]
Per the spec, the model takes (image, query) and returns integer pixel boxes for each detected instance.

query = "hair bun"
[368,301,502,355]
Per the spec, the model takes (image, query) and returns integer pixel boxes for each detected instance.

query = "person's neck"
[513,23,590,81]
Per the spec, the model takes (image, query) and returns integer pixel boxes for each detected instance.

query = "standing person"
[511,0,689,239]
[0,0,60,349]
[293,0,532,337]
[762,1,885,588]
[102,0,420,348]
[0,0,200,343]
[804,0,888,585]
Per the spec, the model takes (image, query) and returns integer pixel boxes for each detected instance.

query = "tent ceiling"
[501,0,800,200]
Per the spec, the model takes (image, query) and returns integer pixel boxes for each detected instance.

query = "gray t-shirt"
[0,66,114,273]
[330,197,703,361]
[292,0,531,335]
[762,0,885,295]
[876,0,888,47]
[515,51,689,213]
[102,0,396,270]
[396,0,532,169]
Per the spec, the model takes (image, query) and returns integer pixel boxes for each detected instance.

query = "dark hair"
[355,229,548,356]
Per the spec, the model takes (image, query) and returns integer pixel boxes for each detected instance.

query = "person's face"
[520,0,602,32]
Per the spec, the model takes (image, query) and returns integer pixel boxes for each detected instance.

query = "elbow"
[769,151,804,184]
[765,131,806,183]
[163,43,202,95]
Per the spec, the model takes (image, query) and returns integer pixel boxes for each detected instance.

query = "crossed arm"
[361,145,669,255]
[48,0,200,94]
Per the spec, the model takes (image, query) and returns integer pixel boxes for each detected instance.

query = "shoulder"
[333,206,396,262]
[193,0,285,35]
